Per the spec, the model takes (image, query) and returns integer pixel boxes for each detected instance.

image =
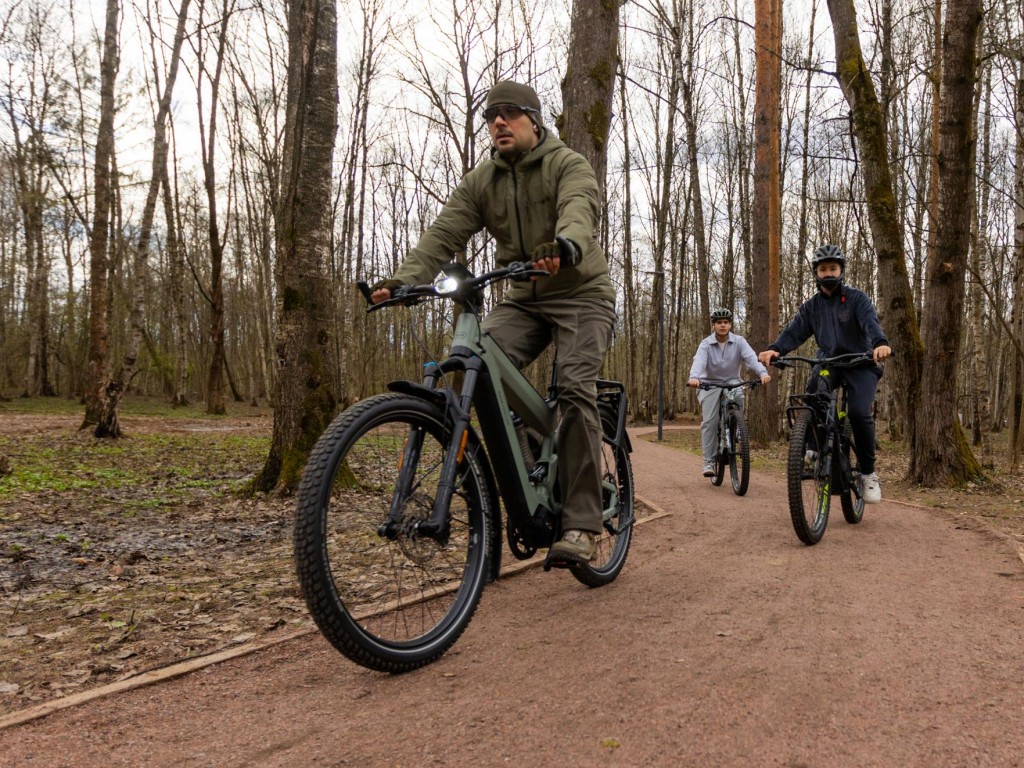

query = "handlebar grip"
[555,236,581,268]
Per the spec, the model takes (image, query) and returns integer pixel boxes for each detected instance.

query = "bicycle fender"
[386,379,446,406]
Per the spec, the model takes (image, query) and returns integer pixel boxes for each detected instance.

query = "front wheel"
[727,409,751,496]
[787,411,830,545]
[294,393,492,672]
[569,413,634,588]
[839,421,864,524]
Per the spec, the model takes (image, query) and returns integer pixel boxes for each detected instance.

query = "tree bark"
[558,0,621,194]
[82,0,120,437]
[909,0,983,485]
[827,0,924,448]
[254,0,338,492]
[749,0,782,443]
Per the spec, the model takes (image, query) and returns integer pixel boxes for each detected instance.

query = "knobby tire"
[787,411,830,545]
[728,410,750,496]
[839,420,865,524]
[294,393,492,672]
[568,411,634,588]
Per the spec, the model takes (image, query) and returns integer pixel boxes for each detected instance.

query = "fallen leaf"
[601,738,622,750]
[230,633,256,644]
[35,628,73,641]
[5,626,28,638]
[0,682,20,694]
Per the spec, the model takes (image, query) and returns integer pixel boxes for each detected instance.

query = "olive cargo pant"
[482,297,616,534]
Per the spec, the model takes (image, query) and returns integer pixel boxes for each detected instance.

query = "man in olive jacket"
[371,81,615,565]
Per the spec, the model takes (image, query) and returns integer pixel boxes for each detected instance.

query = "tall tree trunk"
[1010,63,1024,469]
[749,0,781,443]
[114,0,192,417]
[909,0,983,485]
[82,0,120,437]
[255,0,338,492]
[618,66,638,408]
[681,59,710,321]
[827,0,924,449]
[558,0,620,194]
[197,0,236,416]
[162,165,189,407]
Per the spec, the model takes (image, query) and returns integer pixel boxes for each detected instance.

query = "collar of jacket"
[490,128,560,169]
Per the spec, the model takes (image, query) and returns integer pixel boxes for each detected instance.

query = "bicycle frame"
[374,263,629,557]
[782,361,858,495]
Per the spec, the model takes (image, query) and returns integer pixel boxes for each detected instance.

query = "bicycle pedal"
[543,550,589,571]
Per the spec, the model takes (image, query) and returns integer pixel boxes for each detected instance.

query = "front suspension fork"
[378,366,478,546]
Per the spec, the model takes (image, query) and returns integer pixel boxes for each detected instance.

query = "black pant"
[833,366,882,475]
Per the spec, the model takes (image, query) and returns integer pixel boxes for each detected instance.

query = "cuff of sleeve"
[370,278,405,292]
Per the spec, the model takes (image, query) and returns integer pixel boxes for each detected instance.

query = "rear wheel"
[294,394,491,672]
[787,411,829,545]
[569,413,634,588]
[728,409,751,496]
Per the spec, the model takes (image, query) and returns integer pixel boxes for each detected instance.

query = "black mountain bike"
[698,380,759,496]
[293,262,634,672]
[771,353,872,545]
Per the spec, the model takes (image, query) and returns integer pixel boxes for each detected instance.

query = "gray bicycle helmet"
[811,244,845,291]
[710,307,733,322]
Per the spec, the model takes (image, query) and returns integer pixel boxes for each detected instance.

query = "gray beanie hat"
[486,81,543,127]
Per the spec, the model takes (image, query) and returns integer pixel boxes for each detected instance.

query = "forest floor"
[1,396,1022,720]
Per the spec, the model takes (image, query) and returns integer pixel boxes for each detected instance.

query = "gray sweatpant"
[696,385,744,463]
[482,297,616,534]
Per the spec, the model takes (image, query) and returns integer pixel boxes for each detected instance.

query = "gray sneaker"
[548,529,596,563]
[702,461,715,477]
[861,472,881,504]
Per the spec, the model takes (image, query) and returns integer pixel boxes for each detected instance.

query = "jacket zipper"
[509,163,538,300]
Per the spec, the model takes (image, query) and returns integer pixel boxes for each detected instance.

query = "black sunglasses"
[482,104,536,124]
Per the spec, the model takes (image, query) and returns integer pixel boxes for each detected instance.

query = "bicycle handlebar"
[697,380,762,391]
[357,261,549,312]
[770,352,877,370]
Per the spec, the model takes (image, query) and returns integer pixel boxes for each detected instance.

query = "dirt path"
[4,428,1024,767]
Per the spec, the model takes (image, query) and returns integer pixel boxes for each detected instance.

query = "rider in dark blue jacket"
[758,245,892,503]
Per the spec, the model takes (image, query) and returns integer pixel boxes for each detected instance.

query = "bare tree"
[104,0,193,419]
[910,0,984,485]
[559,0,621,192]
[193,0,238,415]
[826,0,924,445]
[749,0,782,442]
[254,0,338,492]
[82,0,120,436]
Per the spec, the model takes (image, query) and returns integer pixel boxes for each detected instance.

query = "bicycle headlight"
[435,276,460,295]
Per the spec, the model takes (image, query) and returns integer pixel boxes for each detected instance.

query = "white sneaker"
[861,472,881,504]
[702,461,715,477]
[804,450,817,469]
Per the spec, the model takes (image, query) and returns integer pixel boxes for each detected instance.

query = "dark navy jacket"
[768,286,889,358]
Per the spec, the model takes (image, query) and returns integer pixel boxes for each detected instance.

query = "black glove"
[530,236,581,268]
[555,236,580,267]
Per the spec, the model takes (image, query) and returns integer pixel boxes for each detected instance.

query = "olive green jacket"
[392,130,615,303]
